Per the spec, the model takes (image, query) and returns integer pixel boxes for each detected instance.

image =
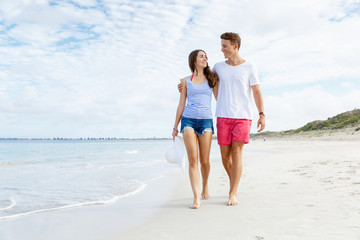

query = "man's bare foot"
[190,199,201,209]
[201,186,209,200]
[227,195,239,206]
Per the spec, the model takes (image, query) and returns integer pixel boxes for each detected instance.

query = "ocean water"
[0,139,221,221]
[0,140,175,221]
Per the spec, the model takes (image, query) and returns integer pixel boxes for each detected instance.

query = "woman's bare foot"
[190,199,202,209]
[227,195,239,206]
[201,186,209,200]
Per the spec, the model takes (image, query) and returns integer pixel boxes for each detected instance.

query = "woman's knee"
[188,159,198,168]
[199,157,210,166]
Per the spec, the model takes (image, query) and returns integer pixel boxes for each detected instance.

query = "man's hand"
[257,115,265,132]
[178,82,183,93]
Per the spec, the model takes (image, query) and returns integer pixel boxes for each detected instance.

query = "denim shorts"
[180,117,214,136]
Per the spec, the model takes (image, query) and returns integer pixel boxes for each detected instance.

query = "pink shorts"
[216,117,252,145]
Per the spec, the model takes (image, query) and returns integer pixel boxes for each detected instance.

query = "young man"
[214,32,265,206]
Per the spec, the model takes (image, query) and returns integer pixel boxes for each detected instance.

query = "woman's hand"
[172,128,178,141]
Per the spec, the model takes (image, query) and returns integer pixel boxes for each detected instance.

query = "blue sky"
[0,0,359,138]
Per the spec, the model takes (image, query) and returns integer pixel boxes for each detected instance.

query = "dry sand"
[114,133,360,240]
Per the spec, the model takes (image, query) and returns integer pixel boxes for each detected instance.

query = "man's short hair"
[220,32,241,49]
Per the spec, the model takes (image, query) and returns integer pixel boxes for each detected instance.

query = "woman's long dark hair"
[188,50,218,88]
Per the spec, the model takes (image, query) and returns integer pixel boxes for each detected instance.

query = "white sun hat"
[165,136,186,171]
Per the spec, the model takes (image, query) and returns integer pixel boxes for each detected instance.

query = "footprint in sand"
[320,177,333,183]
[305,203,315,207]
[352,192,360,197]
[338,177,351,180]
[299,172,312,178]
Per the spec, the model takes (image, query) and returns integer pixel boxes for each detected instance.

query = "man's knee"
[231,149,242,155]
[231,142,244,153]
[220,150,231,161]
[221,155,231,163]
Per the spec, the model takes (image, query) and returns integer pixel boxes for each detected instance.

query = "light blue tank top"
[182,76,212,119]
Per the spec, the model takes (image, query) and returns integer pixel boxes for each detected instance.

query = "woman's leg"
[182,128,201,209]
[198,130,212,200]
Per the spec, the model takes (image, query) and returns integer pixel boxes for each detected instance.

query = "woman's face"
[195,51,208,69]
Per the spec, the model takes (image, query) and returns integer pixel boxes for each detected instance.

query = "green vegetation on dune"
[251,109,360,138]
[295,109,360,132]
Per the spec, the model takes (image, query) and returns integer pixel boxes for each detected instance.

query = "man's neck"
[226,53,245,66]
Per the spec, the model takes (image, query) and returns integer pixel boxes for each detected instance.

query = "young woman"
[172,49,218,209]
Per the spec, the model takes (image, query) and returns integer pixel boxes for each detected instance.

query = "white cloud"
[263,86,360,132]
[0,0,359,138]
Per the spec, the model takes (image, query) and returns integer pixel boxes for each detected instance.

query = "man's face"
[221,39,237,58]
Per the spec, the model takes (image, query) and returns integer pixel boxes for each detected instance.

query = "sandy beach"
[1,132,359,240]
[115,133,360,240]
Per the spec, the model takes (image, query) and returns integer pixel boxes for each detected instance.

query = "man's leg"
[220,145,232,180]
[217,117,232,180]
[228,141,245,206]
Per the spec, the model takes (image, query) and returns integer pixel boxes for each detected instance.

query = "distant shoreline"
[2,109,359,142]
[0,137,173,141]
[2,127,359,142]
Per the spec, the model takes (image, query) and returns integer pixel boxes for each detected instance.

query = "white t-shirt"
[213,61,260,119]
